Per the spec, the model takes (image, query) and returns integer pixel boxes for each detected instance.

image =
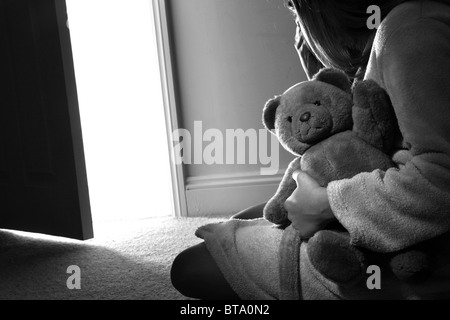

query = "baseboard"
[185,171,284,217]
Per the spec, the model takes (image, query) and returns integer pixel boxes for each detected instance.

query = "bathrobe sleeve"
[327,18,450,253]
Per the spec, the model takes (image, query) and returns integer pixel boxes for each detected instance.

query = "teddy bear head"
[263,68,354,156]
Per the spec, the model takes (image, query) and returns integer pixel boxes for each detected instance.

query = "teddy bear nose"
[300,112,311,122]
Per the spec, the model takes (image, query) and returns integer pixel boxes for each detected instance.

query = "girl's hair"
[287,0,409,80]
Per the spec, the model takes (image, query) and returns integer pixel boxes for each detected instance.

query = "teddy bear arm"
[352,80,398,153]
[264,158,301,226]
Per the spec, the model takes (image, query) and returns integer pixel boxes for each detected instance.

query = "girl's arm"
[328,18,450,253]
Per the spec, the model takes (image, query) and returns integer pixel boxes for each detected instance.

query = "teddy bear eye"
[287,116,293,123]
[314,101,321,106]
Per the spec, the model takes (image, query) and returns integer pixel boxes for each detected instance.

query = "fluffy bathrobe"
[196,0,450,299]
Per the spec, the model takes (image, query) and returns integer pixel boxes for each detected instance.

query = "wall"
[167,0,308,216]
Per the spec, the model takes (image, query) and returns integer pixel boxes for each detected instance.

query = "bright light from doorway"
[66,0,173,225]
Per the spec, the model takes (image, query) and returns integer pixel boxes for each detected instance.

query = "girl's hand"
[284,171,336,238]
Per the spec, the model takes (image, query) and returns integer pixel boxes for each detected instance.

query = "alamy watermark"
[66,265,81,290]
[367,5,381,30]
[172,121,280,176]
[367,265,381,290]
[171,6,381,176]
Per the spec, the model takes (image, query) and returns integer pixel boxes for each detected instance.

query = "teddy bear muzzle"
[292,106,333,144]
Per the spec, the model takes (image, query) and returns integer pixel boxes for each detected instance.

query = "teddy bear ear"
[313,68,352,94]
[262,95,281,132]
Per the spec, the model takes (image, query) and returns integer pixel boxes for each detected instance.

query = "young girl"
[171,0,450,300]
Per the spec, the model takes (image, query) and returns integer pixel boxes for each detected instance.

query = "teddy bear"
[262,68,431,286]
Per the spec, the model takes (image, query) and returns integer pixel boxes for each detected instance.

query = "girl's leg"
[171,203,266,300]
[171,242,240,300]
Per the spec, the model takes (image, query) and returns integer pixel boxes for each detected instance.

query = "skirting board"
[185,172,285,217]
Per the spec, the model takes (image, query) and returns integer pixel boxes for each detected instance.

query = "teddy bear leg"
[389,250,432,283]
[306,230,367,287]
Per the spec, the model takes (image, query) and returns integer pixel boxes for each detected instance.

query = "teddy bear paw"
[307,230,366,287]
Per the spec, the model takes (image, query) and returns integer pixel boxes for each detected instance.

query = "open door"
[0,0,93,240]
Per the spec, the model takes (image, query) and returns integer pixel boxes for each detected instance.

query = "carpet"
[0,216,227,300]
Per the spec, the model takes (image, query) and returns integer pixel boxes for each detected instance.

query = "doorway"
[66,0,173,226]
